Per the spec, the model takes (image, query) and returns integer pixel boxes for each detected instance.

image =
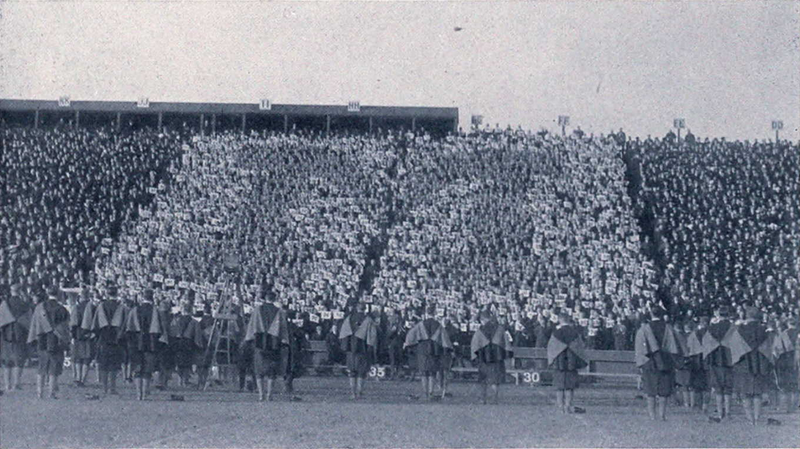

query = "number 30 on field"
[523,372,540,383]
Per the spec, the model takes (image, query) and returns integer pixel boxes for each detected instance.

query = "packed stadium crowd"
[1,123,798,423]
[629,137,799,325]
[2,126,182,292]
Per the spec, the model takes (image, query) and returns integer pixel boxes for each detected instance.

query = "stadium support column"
[200,114,205,136]
[75,110,80,128]
[116,112,121,130]
[283,115,288,133]
[241,113,247,134]
[326,115,331,135]
[411,117,416,132]
[158,112,163,131]
[211,114,216,135]
[34,110,39,129]
[369,117,373,134]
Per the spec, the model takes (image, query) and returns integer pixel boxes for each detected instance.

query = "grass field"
[1,371,798,448]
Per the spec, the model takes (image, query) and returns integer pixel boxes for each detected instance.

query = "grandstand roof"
[0,98,458,120]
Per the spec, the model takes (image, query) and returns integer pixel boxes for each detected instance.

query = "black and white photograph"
[0,1,798,447]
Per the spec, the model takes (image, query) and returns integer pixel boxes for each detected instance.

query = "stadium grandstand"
[0,99,459,136]
[3,97,797,355]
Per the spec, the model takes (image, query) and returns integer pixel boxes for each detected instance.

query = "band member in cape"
[235,307,255,392]
[386,310,405,380]
[404,305,453,401]
[70,289,95,387]
[92,291,125,394]
[547,313,588,414]
[673,321,692,408]
[471,309,513,405]
[773,317,798,414]
[155,300,176,390]
[635,305,681,421]
[121,295,136,383]
[703,306,735,421]
[284,314,308,395]
[685,317,709,410]
[27,286,70,399]
[726,306,775,425]
[437,315,459,398]
[170,303,195,387]
[339,302,378,400]
[0,284,32,392]
[183,304,214,391]
[245,297,290,401]
[123,290,169,400]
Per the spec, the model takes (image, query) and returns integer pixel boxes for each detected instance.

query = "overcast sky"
[1,1,798,140]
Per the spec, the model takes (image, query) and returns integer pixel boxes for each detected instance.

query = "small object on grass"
[766,418,781,426]
[635,394,645,400]
[573,406,586,414]
[290,396,303,402]
[708,416,721,423]
[85,394,100,400]
[408,394,420,401]
[170,394,185,401]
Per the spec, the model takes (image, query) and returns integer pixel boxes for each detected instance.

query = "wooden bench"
[300,344,641,387]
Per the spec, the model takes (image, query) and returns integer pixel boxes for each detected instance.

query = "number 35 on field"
[369,366,386,378]
[522,371,541,383]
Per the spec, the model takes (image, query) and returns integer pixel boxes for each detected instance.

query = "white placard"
[58,96,71,107]
[137,97,150,108]
[347,101,361,112]
[259,99,272,111]
[673,118,686,129]
[772,120,784,131]
[558,115,570,126]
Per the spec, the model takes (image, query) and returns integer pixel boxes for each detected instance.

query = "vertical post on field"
[411,117,416,132]
[116,112,121,130]
[283,115,289,133]
[75,110,80,128]
[241,113,247,134]
[157,112,163,131]
[34,110,40,129]
[211,114,216,135]
[369,116,374,134]
[326,115,331,134]
[200,114,205,136]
